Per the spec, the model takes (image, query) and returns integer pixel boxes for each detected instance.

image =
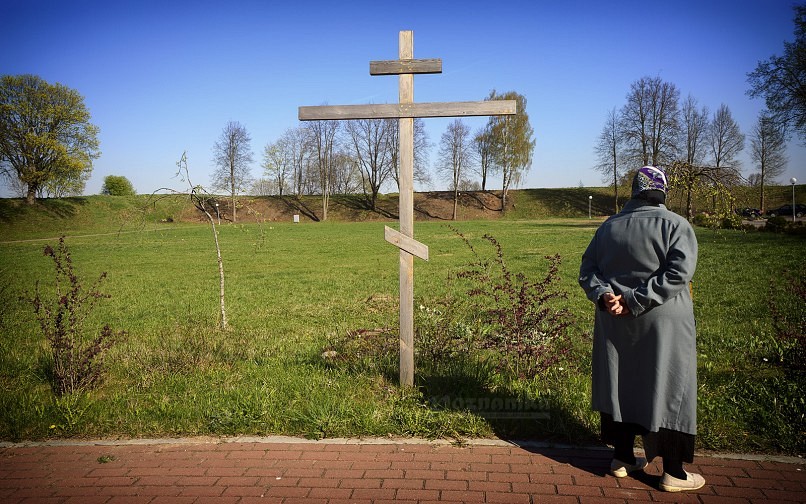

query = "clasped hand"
[603,292,630,316]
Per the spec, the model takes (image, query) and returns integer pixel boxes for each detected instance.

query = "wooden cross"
[299,30,516,387]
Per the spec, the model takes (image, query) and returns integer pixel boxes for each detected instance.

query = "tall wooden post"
[398,31,415,386]
[298,31,516,387]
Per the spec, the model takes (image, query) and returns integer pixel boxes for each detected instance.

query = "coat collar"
[621,198,667,214]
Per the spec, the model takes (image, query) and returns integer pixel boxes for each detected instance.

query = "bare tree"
[389,118,432,189]
[305,119,340,220]
[268,126,309,197]
[212,121,254,222]
[620,76,680,167]
[345,118,394,209]
[250,178,276,196]
[747,5,806,141]
[709,104,745,185]
[437,119,474,220]
[473,123,495,191]
[680,95,710,166]
[262,136,291,196]
[666,96,712,218]
[593,107,624,213]
[750,111,788,212]
[331,150,361,194]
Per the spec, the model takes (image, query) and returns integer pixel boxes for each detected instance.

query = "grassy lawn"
[0,205,803,454]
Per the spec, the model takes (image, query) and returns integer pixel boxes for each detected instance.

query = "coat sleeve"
[621,221,698,317]
[578,230,614,306]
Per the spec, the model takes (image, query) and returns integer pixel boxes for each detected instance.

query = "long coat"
[578,199,698,435]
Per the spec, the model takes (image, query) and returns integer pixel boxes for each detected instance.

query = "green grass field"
[0,195,803,455]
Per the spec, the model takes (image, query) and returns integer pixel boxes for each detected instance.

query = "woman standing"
[578,166,704,492]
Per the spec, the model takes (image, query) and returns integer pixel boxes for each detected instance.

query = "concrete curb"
[2,435,803,465]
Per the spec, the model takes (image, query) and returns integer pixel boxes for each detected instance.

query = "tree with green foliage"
[747,4,806,140]
[0,75,100,204]
[482,90,535,212]
[100,175,136,196]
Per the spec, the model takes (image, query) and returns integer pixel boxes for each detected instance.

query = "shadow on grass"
[279,196,320,222]
[330,194,397,219]
[413,204,448,220]
[0,197,88,225]
[463,191,502,212]
[517,188,628,218]
[315,333,600,450]
[415,356,599,445]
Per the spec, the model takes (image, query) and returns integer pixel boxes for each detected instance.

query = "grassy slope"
[1,185,804,240]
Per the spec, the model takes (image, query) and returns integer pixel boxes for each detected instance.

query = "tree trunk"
[686,188,693,220]
[452,187,458,220]
[26,184,37,205]
[204,210,227,329]
[501,169,510,213]
[230,175,236,223]
[760,179,766,213]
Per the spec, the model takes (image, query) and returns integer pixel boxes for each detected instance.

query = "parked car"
[736,207,762,219]
[766,204,806,218]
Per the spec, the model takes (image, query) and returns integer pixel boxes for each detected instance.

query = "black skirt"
[600,412,695,463]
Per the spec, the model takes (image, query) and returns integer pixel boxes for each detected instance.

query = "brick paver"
[0,437,803,503]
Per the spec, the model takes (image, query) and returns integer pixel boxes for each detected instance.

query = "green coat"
[579,199,699,435]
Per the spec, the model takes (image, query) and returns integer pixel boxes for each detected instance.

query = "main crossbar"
[299,100,516,121]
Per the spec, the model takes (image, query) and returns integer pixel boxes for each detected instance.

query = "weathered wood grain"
[398,30,415,389]
[384,226,429,261]
[369,58,442,75]
[299,100,516,121]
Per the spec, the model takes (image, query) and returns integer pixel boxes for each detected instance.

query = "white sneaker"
[610,457,648,478]
[660,471,706,492]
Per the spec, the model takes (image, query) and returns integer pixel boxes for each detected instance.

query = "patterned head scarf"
[631,166,668,198]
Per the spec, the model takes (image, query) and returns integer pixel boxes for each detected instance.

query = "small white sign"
[293,214,300,223]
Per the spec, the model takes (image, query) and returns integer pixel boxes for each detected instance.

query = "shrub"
[764,216,789,233]
[325,228,574,380]
[100,175,136,196]
[720,213,743,230]
[25,237,124,395]
[451,229,573,378]
[693,211,743,230]
[692,212,717,228]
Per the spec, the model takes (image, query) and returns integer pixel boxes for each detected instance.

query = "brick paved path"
[1,437,804,503]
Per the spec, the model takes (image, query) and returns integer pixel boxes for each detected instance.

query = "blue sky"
[2,0,804,196]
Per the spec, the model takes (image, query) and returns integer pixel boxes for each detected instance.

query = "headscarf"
[631,166,668,205]
[631,166,667,198]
